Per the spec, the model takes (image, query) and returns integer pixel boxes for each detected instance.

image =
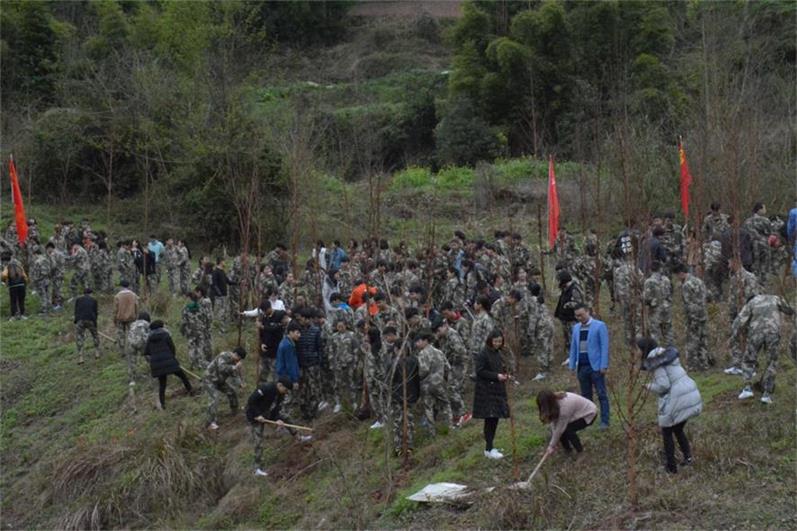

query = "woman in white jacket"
[638,337,703,474]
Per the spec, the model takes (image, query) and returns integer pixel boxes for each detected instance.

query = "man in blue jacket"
[276,321,302,390]
[569,303,610,428]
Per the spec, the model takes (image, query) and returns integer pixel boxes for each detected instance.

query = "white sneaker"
[532,372,548,382]
[208,421,219,430]
[561,358,570,366]
[724,366,742,375]
[489,448,505,459]
[370,420,383,430]
[255,468,268,477]
[760,394,773,404]
[333,403,342,413]
[317,401,329,412]
[298,435,313,443]
[738,387,754,400]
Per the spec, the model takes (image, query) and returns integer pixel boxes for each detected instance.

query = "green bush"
[390,166,433,191]
[435,165,474,190]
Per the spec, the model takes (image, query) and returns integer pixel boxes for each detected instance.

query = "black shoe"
[680,456,693,466]
[666,464,677,474]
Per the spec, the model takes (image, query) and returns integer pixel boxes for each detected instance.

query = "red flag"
[8,156,28,245]
[678,140,692,217]
[547,155,560,250]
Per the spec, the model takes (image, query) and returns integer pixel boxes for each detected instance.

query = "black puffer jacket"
[472,347,510,419]
[145,327,181,377]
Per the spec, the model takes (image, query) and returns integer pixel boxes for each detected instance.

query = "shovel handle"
[525,451,549,483]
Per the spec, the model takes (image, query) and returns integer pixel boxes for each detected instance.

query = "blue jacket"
[329,248,347,271]
[568,318,610,372]
[275,336,300,383]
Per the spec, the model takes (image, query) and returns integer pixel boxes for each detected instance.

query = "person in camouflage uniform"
[573,246,598,309]
[674,264,712,370]
[46,242,66,309]
[702,202,731,242]
[526,283,554,381]
[228,255,243,317]
[196,286,214,362]
[30,246,52,313]
[743,203,773,279]
[468,296,496,377]
[490,289,528,373]
[702,239,724,302]
[205,347,246,429]
[661,212,683,261]
[162,239,180,296]
[181,292,210,370]
[643,261,674,347]
[442,266,466,311]
[68,243,91,298]
[554,228,579,267]
[49,224,67,253]
[613,256,643,346]
[415,331,452,434]
[433,320,469,424]
[724,258,763,374]
[87,240,106,293]
[117,241,135,290]
[363,324,387,428]
[176,240,191,294]
[126,312,151,385]
[329,319,360,410]
[374,293,402,332]
[386,330,420,455]
[734,294,794,403]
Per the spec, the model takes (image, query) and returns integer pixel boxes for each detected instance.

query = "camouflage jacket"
[731,294,793,341]
[643,272,672,308]
[681,274,707,321]
[205,351,241,387]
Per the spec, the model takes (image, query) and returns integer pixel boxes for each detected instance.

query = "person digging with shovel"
[537,388,597,459]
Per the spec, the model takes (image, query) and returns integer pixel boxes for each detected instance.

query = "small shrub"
[435,166,474,190]
[390,167,433,191]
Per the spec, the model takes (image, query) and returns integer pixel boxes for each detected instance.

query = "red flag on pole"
[547,155,560,250]
[678,139,692,218]
[8,156,28,246]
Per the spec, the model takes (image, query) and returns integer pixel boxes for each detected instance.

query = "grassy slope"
[1,242,795,528]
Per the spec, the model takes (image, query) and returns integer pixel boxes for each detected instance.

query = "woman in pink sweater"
[537,390,597,456]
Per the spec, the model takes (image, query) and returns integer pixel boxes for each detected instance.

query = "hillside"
[1,208,795,529]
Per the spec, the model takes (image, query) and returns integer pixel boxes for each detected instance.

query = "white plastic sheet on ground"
[406,483,471,503]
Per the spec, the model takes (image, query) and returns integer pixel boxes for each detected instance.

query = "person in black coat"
[73,287,100,363]
[473,329,510,460]
[246,377,294,477]
[144,320,193,409]
[257,299,288,383]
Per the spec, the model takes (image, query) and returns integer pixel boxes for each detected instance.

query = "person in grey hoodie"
[639,337,703,474]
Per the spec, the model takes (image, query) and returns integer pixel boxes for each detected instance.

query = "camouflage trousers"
[92,268,106,294]
[320,365,336,403]
[390,399,415,452]
[742,332,781,394]
[704,269,724,303]
[534,325,554,372]
[213,296,229,332]
[333,360,359,408]
[648,306,674,347]
[421,381,452,433]
[560,320,573,355]
[618,301,641,347]
[729,334,744,367]
[299,365,324,420]
[179,265,190,294]
[34,280,50,312]
[70,270,90,298]
[448,362,466,418]
[75,320,99,359]
[130,272,140,294]
[126,346,146,384]
[251,423,267,468]
[52,276,64,306]
[685,318,711,370]
[365,355,386,420]
[167,266,180,295]
[144,274,157,295]
[205,380,239,425]
[258,356,274,384]
[116,321,131,355]
[187,336,211,370]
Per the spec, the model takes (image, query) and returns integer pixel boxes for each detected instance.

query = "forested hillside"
[2,0,795,248]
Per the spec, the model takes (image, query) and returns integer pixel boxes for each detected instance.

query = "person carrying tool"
[536,389,597,457]
[245,377,311,477]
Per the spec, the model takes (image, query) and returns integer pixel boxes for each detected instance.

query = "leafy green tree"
[435,97,502,166]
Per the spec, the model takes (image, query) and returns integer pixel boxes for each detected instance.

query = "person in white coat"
[638,337,703,474]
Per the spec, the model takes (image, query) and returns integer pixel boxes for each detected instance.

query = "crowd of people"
[2,202,796,478]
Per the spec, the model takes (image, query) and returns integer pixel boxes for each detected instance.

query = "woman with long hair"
[536,389,596,457]
[473,329,510,459]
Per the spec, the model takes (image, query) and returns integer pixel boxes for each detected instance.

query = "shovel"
[510,451,549,490]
